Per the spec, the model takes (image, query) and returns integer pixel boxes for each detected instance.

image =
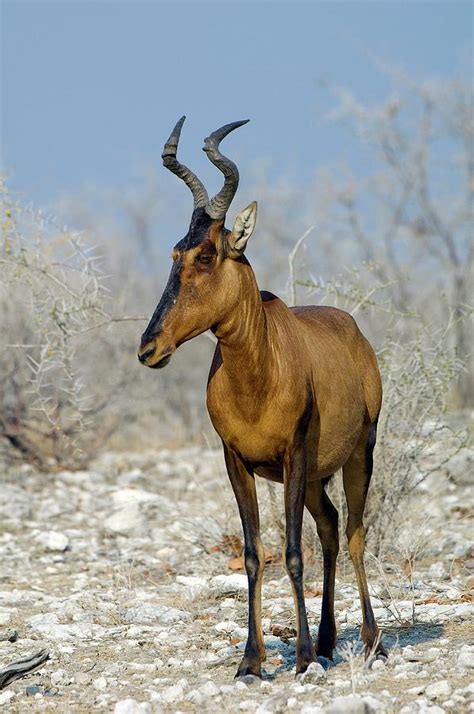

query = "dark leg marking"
[223,444,266,678]
[305,478,339,659]
[284,394,316,674]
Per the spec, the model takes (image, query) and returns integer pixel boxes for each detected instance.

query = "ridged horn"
[162,116,209,209]
[203,120,249,219]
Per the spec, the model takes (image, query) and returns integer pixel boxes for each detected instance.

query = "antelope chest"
[206,388,294,463]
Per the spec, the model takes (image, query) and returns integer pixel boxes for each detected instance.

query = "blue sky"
[1,0,471,211]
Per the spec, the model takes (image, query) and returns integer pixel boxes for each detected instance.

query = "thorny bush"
[0,180,112,468]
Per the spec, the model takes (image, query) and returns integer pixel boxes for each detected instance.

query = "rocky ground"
[0,443,473,713]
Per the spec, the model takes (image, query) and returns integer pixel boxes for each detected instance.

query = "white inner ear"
[232,202,257,251]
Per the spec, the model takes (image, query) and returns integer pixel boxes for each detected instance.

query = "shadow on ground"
[263,622,444,678]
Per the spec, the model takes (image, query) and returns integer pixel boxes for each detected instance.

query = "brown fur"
[139,210,387,677]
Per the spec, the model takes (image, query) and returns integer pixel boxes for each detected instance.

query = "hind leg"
[305,478,339,659]
[342,423,387,659]
[283,442,316,674]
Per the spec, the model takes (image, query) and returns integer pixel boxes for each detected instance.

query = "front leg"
[284,437,316,674]
[223,444,266,678]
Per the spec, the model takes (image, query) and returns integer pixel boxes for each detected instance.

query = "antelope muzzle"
[138,337,175,369]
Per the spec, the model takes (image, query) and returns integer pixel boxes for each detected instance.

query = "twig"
[287,225,314,307]
[0,649,50,690]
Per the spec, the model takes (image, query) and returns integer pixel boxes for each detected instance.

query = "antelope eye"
[196,254,213,264]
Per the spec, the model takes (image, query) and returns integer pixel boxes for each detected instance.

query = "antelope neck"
[213,261,272,398]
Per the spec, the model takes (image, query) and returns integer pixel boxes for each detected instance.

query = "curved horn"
[162,116,209,209]
[203,120,249,219]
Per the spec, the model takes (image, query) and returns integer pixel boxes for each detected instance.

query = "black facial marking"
[141,257,183,345]
[140,208,215,346]
[175,207,213,252]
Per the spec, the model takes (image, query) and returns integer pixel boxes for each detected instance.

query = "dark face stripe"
[140,207,217,348]
[141,257,183,345]
[176,208,213,251]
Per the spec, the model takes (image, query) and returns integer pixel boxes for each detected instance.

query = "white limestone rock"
[211,574,248,594]
[297,661,327,683]
[114,699,150,714]
[425,679,452,699]
[122,603,190,624]
[36,531,69,552]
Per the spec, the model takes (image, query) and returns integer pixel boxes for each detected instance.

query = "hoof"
[316,645,335,660]
[235,663,262,680]
[365,641,388,662]
[295,657,316,676]
[235,672,261,685]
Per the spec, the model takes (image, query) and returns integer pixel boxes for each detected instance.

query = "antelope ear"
[228,201,258,255]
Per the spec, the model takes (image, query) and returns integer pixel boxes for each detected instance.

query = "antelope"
[138,117,387,677]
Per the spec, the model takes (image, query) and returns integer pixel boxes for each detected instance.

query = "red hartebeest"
[138,117,387,677]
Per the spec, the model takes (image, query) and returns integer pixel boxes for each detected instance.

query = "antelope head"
[138,117,257,368]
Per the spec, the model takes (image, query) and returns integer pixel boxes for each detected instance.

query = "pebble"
[427,562,446,579]
[114,698,150,714]
[51,669,68,686]
[407,685,425,695]
[0,608,16,625]
[0,690,15,705]
[187,689,205,704]
[371,658,386,671]
[211,574,248,593]
[176,575,210,598]
[446,448,473,484]
[199,680,220,696]
[122,603,190,624]
[26,686,41,696]
[238,674,260,686]
[214,620,240,633]
[457,645,474,668]
[104,505,146,535]
[28,612,106,640]
[403,646,440,663]
[362,695,384,712]
[293,683,318,695]
[297,661,326,683]
[0,628,18,642]
[161,681,186,703]
[36,531,69,551]
[93,676,108,691]
[425,680,451,699]
[324,695,371,713]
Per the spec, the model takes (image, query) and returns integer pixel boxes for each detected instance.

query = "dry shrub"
[365,326,468,557]
[0,180,111,468]
[0,181,216,469]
